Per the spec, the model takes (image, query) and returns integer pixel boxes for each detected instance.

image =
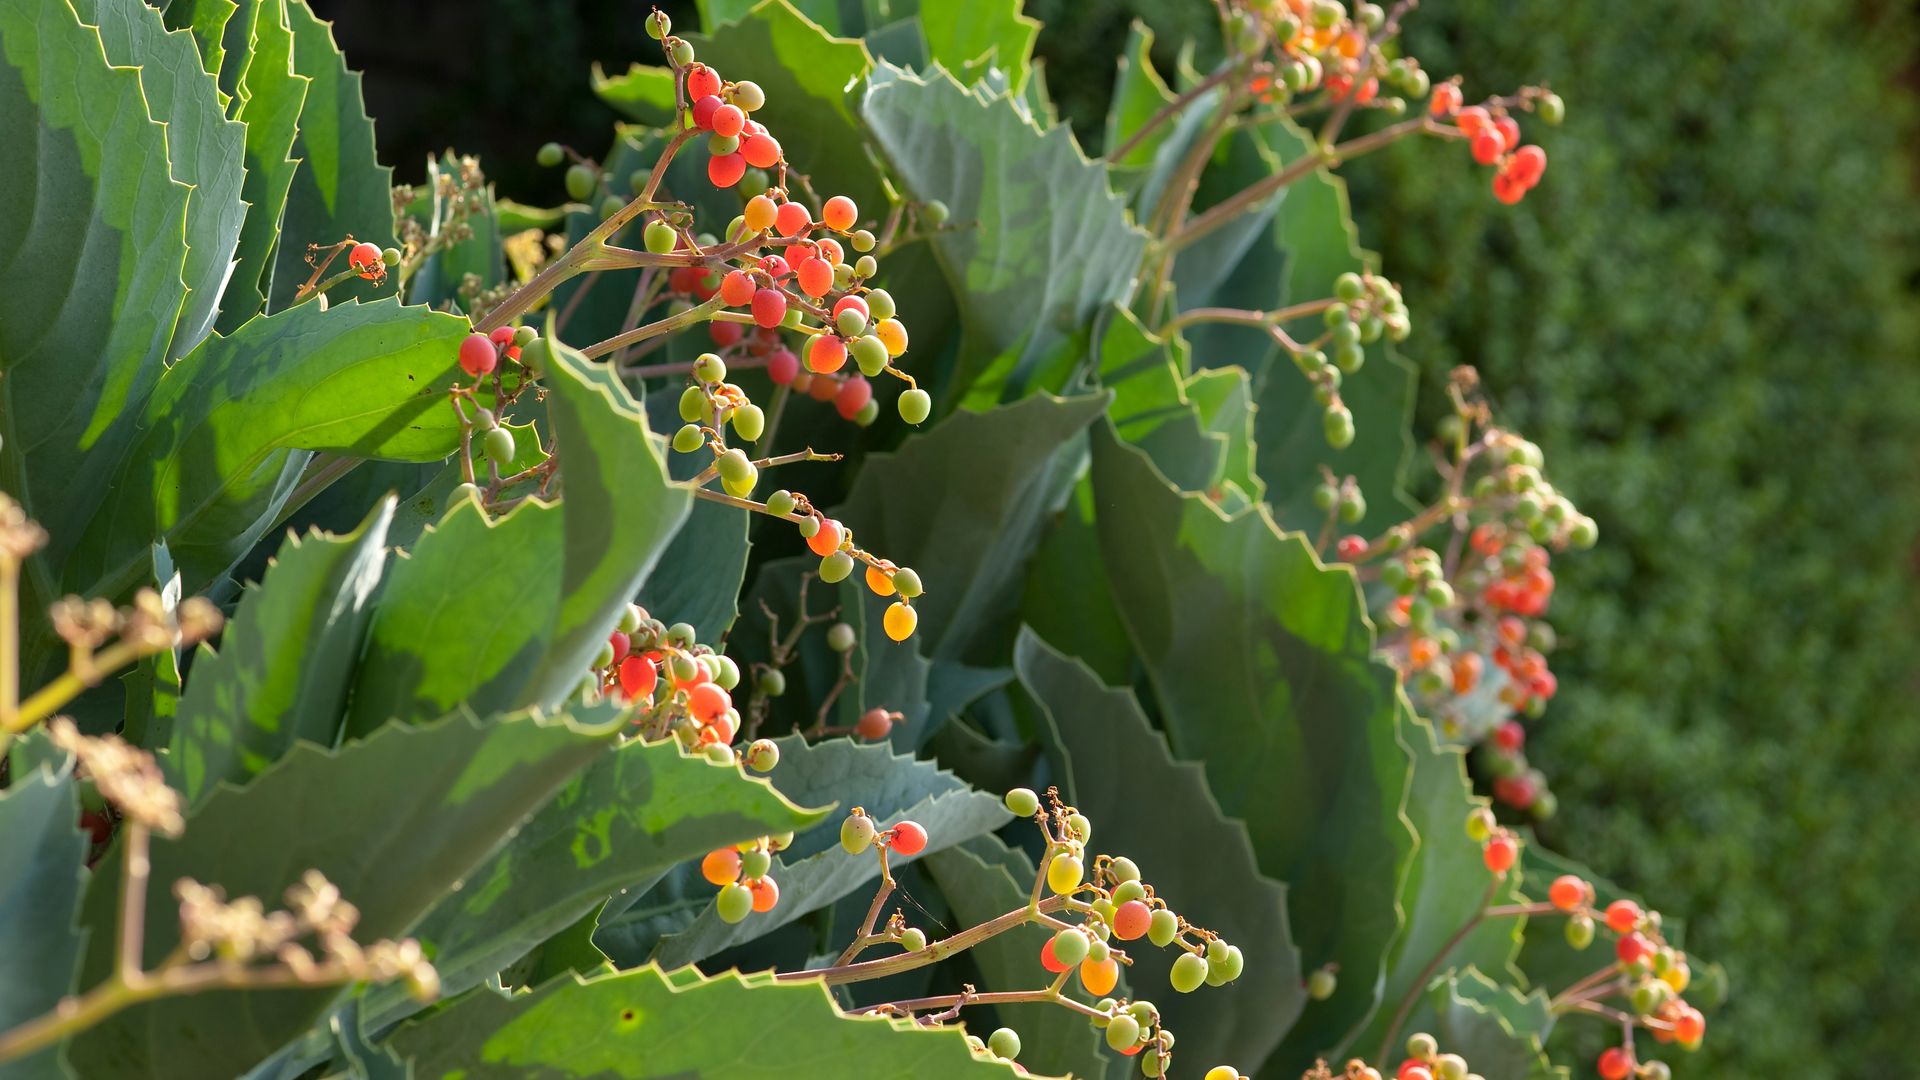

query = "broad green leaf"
[69,297,471,604]
[919,0,1037,94]
[267,0,394,310]
[344,342,690,732]
[1405,968,1563,1080]
[590,60,675,125]
[1342,712,1526,1062]
[0,763,85,1080]
[168,499,395,808]
[80,0,248,360]
[0,0,190,648]
[646,735,1009,967]
[923,836,1114,1080]
[1103,21,1175,172]
[387,965,1027,1078]
[219,0,308,331]
[69,710,614,1078]
[1254,121,1417,535]
[1184,365,1264,502]
[121,543,185,749]
[859,64,1149,405]
[1087,423,1413,1069]
[700,0,848,34]
[636,497,751,643]
[1017,481,1132,686]
[158,0,237,83]
[833,393,1109,661]
[1090,304,1221,493]
[1015,629,1303,1071]
[367,738,827,1025]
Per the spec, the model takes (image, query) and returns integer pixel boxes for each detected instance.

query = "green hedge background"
[314,0,1920,1074]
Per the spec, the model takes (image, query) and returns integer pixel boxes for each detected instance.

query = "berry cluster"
[585,602,783,770]
[1291,270,1411,449]
[701,832,793,925]
[1428,86,1557,204]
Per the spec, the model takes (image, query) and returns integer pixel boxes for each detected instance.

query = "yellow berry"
[882,601,917,641]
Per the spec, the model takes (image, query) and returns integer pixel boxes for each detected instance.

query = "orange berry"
[821,195,858,231]
[1080,955,1119,996]
[875,317,908,356]
[807,518,844,557]
[806,334,847,373]
[1604,899,1643,933]
[743,194,778,233]
[747,875,780,912]
[1548,874,1587,911]
[774,201,811,237]
[701,847,741,885]
[865,563,896,596]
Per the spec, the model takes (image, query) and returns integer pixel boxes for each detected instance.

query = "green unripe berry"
[891,568,923,598]
[1312,483,1339,511]
[1170,951,1209,993]
[852,334,890,376]
[536,141,564,167]
[1538,92,1565,125]
[1307,967,1336,1000]
[718,448,754,486]
[1334,271,1365,301]
[731,80,765,111]
[1091,999,1117,1028]
[731,403,766,442]
[1147,908,1179,947]
[483,426,516,465]
[1066,812,1092,843]
[1407,1032,1438,1060]
[988,1028,1021,1061]
[758,668,787,697]
[840,813,876,853]
[827,622,856,652]
[1566,912,1595,950]
[666,621,697,648]
[836,308,869,337]
[965,1035,985,1054]
[1105,1015,1141,1052]
[865,289,897,320]
[780,306,803,329]
[850,229,876,253]
[739,168,770,197]
[1434,1054,1468,1080]
[766,489,796,517]
[1568,516,1598,549]
[1113,879,1147,905]
[744,739,779,772]
[593,641,616,669]
[833,263,855,289]
[644,219,678,254]
[1127,1001,1159,1028]
[668,39,694,65]
[853,399,879,427]
[707,132,739,156]
[741,848,772,879]
[693,352,726,383]
[900,927,926,951]
[922,199,950,226]
[1087,936,1111,963]
[1051,928,1090,967]
[672,424,705,453]
[1210,943,1244,982]
[796,515,820,539]
[1334,342,1366,374]
[599,195,625,221]
[716,880,753,922]
[645,10,671,39]
[853,254,878,279]
[898,389,932,425]
[711,655,740,690]
[1331,320,1361,347]
[565,163,597,202]
[1425,580,1455,608]
[1109,856,1142,883]
[819,550,855,583]
[1141,1051,1166,1077]
[1339,489,1367,524]
[1004,787,1040,817]
[1324,404,1355,449]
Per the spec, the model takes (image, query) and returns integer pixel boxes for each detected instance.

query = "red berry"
[751,288,788,328]
[458,332,497,378]
[1492,171,1527,205]
[348,241,384,279]
[807,373,840,402]
[1398,1066,1433,1080]
[618,655,658,700]
[741,132,782,169]
[1604,899,1643,933]
[759,254,790,279]
[767,347,800,384]
[708,152,746,188]
[608,631,631,666]
[888,820,928,856]
[709,320,742,347]
[832,295,870,322]
[1615,931,1651,966]
[807,517,844,556]
[1040,937,1070,973]
[79,810,112,845]
[1494,720,1525,752]
[1497,616,1527,647]
[1596,1048,1631,1080]
[1493,115,1521,151]
[821,195,858,231]
[774,201,811,237]
[1549,874,1587,911]
[806,334,847,374]
[720,270,756,307]
[1430,82,1462,116]
[1112,900,1151,940]
[855,707,892,740]
[686,64,722,101]
[835,375,872,420]
[1508,144,1547,187]
[1483,835,1517,874]
[796,257,833,298]
[1456,105,1491,136]
[711,103,745,138]
[1492,774,1536,810]
[1336,534,1368,560]
[748,875,779,912]
[487,326,514,347]
[688,682,731,723]
[691,94,722,130]
[1470,129,1504,165]
[816,236,844,265]
[1672,1006,1705,1044]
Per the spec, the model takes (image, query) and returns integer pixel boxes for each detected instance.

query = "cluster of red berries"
[1429,85,1558,205]
[590,602,781,767]
[1234,0,1428,113]
[1385,1031,1489,1080]
[456,323,538,379]
[701,832,792,924]
[1551,889,1707,1073]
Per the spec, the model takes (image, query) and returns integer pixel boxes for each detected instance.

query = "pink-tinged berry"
[608,631,631,666]
[796,257,833,297]
[855,707,893,740]
[348,241,384,279]
[1112,900,1152,940]
[835,375,872,420]
[1470,128,1504,165]
[821,195,858,231]
[458,332,497,378]
[711,103,745,138]
[1604,899,1644,933]
[806,517,844,557]
[720,270,756,307]
[1483,835,1517,873]
[888,820,928,856]
[691,94,722,130]
[759,254,790,279]
[1336,534,1368,560]
[1039,937,1071,973]
[751,288,788,328]
[1616,931,1651,966]
[1549,874,1588,911]
[774,201,811,237]
[741,132,781,169]
[709,320,743,348]
[686,64,722,101]
[806,334,847,374]
[1430,82,1462,115]
[488,325,515,347]
[767,347,800,384]
[618,655,657,700]
[708,152,746,188]
[1494,720,1525,751]
[1596,1047,1632,1080]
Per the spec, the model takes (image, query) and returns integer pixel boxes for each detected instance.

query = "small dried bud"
[48,719,183,836]
[175,597,225,645]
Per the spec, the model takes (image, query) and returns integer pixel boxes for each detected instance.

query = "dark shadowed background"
[309,0,1920,1075]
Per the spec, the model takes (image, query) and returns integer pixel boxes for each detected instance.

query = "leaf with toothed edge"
[386,964,1039,1078]
[0,763,86,1080]
[1401,967,1565,1080]
[219,0,309,332]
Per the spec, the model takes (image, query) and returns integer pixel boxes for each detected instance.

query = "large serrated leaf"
[1090,304,1222,493]
[0,763,85,1080]
[267,0,394,310]
[859,64,1149,405]
[636,497,751,644]
[1407,968,1564,1080]
[1086,422,1412,1071]
[0,0,190,647]
[923,836,1115,1080]
[219,0,308,331]
[637,735,1009,968]
[1103,21,1176,175]
[168,498,396,808]
[1015,628,1304,1070]
[343,342,690,733]
[364,738,829,1027]
[67,297,471,605]
[386,965,1030,1078]
[68,710,614,1078]
[79,0,247,360]
[919,0,1037,94]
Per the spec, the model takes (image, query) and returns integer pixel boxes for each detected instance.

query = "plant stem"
[117,824,150,982]
[0,556,18,745]
[582,296,725,359]
[834,847,896,966]
[778,895,1076,986]
[1105,63,1249,164]
[871,987,1109,1020]
[1375,875,1502,1062]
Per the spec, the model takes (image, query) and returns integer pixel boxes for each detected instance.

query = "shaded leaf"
[0,763,85,1080]
[219,0,308,331]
